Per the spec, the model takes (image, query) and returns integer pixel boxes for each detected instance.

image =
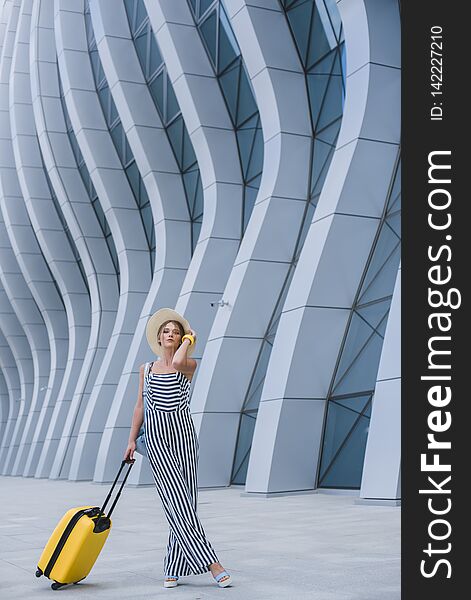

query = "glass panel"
[135,0,148,32]
[243,181,259,232]
[199,0,215,18]
[324,0,343,41]
[359,243,400,305]
[246,124,263,182]
[140,201,154,244]
[244,340,272,412]
[182,125,197,171]
[333,327,384,395]
[315,116,341,146]
[332,312,376,389]
[218,7,240,74]
[125,161,140,200]
[316,73,343,131]
[166,79,180,123]
[236,115,258,177]
[149,71,165,117]
[356,298,391,332]
[89,178,97,200]
[231,413,257,484]
[199,10,218,69]
[106,235,120,275]
[330,48,343,77]
[85,6,94,46]
[166,115,184,168]
[319,409,370,488]
[149,31,163,76]
[236,70,257,126]
[218,60,240,123]
[193,181,204,221]
[110,122,124,162]
[307,3,332,70]
[139,174,150,208]
[331,394,371,416]
[388,161,401,211]
[358,222,401,303]
[183,169,199,211]
[70,134,81,164]
[296,198,317,252]
[285,0,314,66]
[109,94,119,126]
[191,219,202,251]
[386,211,401,238]
[310,138,335,198]
[97,84,109,121]
[134,29,148,75]
[307,71,330,130]
[124,135,133,166]
[319,401,359,479]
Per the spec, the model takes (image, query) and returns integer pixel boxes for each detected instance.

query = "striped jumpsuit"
[144,362,219,576]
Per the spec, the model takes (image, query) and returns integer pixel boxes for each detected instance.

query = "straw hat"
[146,308,195,357]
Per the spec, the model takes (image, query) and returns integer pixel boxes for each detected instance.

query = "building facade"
[0,0,400,501]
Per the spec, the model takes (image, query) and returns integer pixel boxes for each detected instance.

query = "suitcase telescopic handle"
[98,459,135,521]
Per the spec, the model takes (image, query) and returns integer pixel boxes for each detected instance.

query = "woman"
[124,308,232,589]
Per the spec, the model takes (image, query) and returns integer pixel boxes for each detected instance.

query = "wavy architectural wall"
[0,0,400,500]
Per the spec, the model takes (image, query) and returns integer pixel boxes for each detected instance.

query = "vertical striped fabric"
[144,363,219,576]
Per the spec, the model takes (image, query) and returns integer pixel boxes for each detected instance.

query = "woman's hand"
[124,441,136,461]
[188,328,197,344]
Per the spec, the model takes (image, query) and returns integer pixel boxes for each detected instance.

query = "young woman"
[124,308,231,589]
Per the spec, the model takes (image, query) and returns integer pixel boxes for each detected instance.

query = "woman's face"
[159,321,182,351]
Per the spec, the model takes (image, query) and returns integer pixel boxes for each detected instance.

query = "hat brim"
[146,308,195,357]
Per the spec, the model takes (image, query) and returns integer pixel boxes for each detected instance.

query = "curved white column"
[144,0,244,365]
[0,0,50,476]
[7,0,71,476]
[191,0,313,487]
[19,0,92,478]
[360,264,401,501]
[30,0,117,480]
[0,326,21,451]
[0,1,12,53]
[90,0,194,483]
[0,282,33,471]
[55,0,152,480]
[245,0,401,493]
[0,369,9,444]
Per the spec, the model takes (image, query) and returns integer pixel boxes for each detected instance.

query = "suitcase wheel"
[35,568,43,578]
[51,582,66,590]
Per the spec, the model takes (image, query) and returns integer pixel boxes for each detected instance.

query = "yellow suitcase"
[36,459,134,590]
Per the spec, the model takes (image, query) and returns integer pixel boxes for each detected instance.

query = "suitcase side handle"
[95,459,135,530]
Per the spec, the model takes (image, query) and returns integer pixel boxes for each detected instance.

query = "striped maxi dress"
[144,361,219,576]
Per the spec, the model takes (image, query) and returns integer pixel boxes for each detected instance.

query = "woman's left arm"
[172,328,197,378]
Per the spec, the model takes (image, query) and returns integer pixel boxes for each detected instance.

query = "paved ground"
[0,475,400,599]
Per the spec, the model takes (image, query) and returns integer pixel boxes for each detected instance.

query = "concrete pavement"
[0,474,400,599]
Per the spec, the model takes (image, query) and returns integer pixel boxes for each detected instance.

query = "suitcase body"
[36,459,134,590]
[37,506,111,586]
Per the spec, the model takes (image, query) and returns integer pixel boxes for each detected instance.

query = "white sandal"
[213,570,232,588]
[163,576,179,588]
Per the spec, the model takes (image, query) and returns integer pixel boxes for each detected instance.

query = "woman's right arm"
[123,364,145,460]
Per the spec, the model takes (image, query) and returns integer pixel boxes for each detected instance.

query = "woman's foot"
[163,576,179,588]
[209,563,231,587]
